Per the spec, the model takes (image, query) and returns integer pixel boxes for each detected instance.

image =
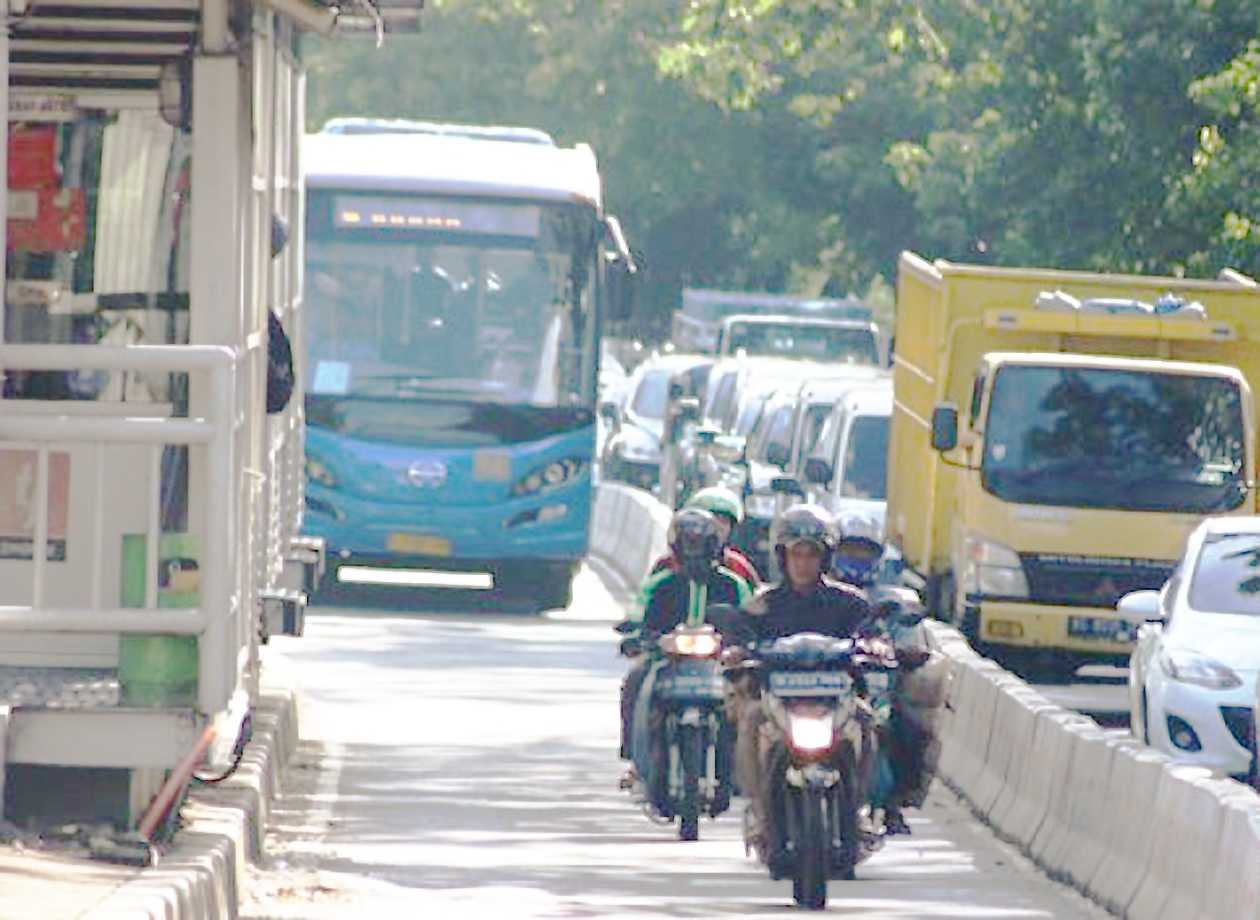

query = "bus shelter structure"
[0,0,419,832]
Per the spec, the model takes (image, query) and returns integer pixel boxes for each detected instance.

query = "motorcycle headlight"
[672,631,721,657]
[511,457,587,497]
[1158,647,1242,690]
[306,456,338,489]
[787,710,835,753]
[961,533,1029,598]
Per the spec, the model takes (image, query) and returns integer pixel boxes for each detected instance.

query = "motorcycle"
[621,621,735,841]
[744,631,898,910]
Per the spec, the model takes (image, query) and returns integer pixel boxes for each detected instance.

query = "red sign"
[7,187,87,252]
[8,126,59,189]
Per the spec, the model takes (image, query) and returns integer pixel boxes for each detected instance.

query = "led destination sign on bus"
[333,195,542,237]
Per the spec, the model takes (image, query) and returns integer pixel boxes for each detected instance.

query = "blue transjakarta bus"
[301,121,635,608]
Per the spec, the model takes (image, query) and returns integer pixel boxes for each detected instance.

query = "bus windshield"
[305,191,598,414]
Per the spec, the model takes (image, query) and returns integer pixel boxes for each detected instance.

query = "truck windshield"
[982,366,1246,514]
[726,322,878,365]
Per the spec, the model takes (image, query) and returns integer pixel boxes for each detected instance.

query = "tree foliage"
[304,0,1260,338]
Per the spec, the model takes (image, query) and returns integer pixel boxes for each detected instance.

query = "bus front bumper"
[302,481,590,565]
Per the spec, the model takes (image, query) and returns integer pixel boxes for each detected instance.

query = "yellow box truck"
[888,252,1260,679]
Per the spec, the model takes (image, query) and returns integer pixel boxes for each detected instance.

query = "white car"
[1120,516,1260,779]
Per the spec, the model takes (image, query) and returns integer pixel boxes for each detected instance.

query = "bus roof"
[303,131,602,208]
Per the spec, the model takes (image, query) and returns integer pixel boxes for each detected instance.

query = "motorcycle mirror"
[613,619,637,634]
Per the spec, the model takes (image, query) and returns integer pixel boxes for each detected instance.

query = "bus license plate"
[387,533,452,557]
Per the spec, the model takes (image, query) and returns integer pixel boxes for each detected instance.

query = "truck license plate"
[1067,616,1131,641]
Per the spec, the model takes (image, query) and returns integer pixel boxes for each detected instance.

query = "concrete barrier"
[1200,795,1260,920]
[1126,763,1216,920]
[591,483,672,594]
[1085,743,1173,914]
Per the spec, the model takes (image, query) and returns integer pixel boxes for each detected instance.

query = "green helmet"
[687,486,744,526]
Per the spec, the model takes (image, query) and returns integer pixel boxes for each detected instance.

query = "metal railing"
[0,343,250,716]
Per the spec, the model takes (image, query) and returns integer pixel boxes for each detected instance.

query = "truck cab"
[889,253,1260,680]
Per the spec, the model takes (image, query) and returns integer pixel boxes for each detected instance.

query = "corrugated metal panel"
[94,110,174,293]
[10,0,199,93]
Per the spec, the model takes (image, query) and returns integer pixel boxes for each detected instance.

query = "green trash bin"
[119,533,200,707]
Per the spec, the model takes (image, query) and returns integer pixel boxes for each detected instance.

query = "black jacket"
[741,578,871,643]
[639,565,751,639]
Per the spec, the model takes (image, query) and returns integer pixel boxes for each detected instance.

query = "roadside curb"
[85,661,299,920]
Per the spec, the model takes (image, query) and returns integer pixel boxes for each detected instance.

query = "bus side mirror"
[604,215,637,323]
[931,403,959,453]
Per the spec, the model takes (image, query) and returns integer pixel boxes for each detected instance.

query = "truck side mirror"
[599,400,620,424]
[931,403,959,452]
[803,457,833,486]
[765,442,790,469]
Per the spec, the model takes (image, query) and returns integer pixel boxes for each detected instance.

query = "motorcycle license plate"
[769,670,852,697]
[656,672,725,699]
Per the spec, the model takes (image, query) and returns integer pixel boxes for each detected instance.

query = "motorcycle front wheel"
[678,723,703,841]
[792,789,828,910]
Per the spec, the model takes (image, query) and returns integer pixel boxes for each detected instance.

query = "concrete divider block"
[972,683,1046,821]
[1056,726,1128,890]
[1126,763,1214,920]
[1028,721,1099,879]
[935,663,988,798]
[1199,795,1260,920]
[1083,743,1172,914]
[1158,775,1252,920]
[941,663,1010,808]
[987,689,1059,841]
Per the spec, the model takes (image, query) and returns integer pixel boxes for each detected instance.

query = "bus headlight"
[511,457,586,497]
[306,456,338,489]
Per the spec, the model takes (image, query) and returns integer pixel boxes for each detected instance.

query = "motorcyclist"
[830,511,938,837]
[647,486,761,587]
[730,504,872,870]
[618,508,753,770]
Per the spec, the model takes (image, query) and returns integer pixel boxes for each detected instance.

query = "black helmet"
[669,507,722,581]
[771,504,837,573]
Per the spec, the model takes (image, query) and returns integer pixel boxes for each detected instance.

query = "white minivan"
[801,383,893,538]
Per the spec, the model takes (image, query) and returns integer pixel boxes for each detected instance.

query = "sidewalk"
[0,650,298,920]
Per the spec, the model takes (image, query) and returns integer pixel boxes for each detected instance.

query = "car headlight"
[306,456,338,489]
[511,457,587,497]
[961,533,1029,598]
[745,492,777,520]
[1158,648,1243,690]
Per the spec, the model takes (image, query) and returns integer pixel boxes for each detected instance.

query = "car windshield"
[305,191,597,409]
[1189,534,1260,616]
[726,322,879,364]
[631,369,672,420]
[982,366,1246,514]
[840,415,890,500]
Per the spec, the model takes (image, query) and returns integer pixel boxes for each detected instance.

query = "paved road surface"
[243,565,1106,918]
